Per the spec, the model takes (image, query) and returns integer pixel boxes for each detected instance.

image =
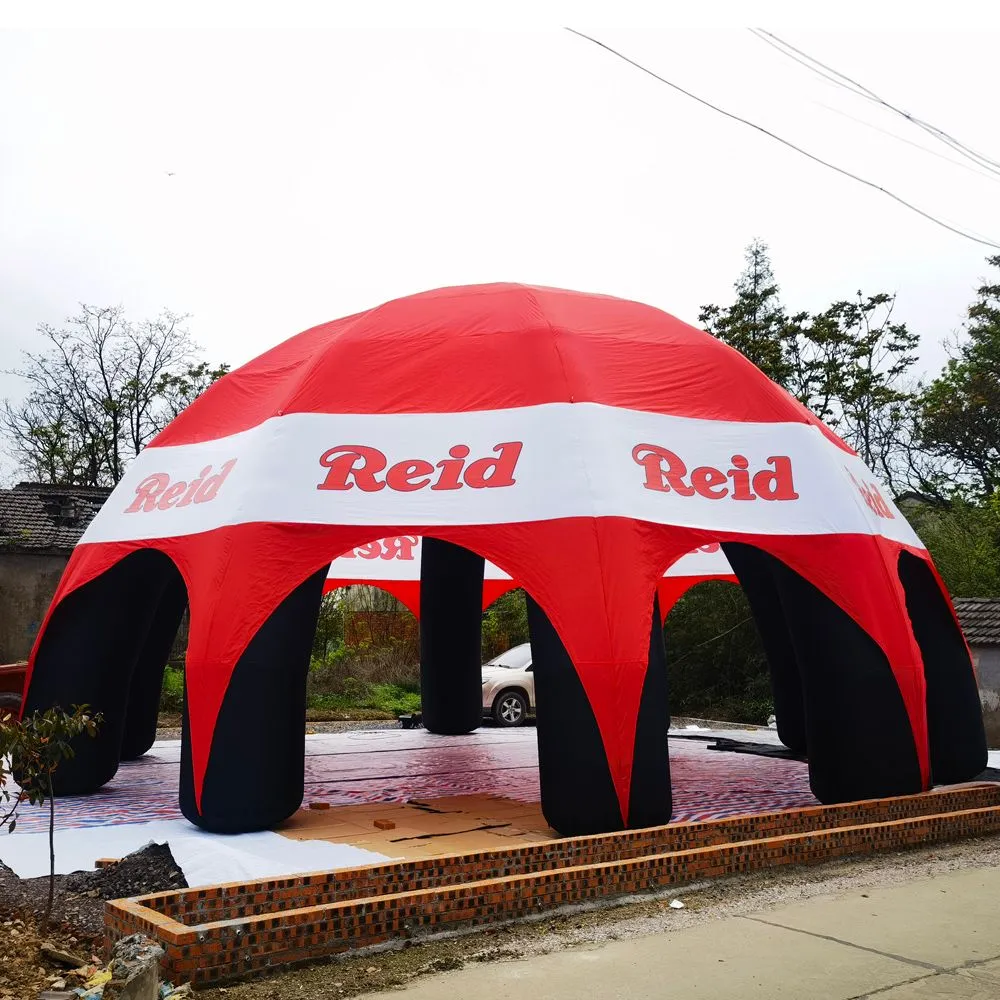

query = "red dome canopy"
[23,284,978,832]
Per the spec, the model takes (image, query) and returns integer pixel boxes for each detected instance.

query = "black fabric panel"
[723,543,808,754]
[22,549,171,795]
[419,537,484,736]
[897,551,987,785]
[627,595,673,828]
[180,569,326,833]
[120,575,187,761]
[527,594,623,835]
[771,559,923,802]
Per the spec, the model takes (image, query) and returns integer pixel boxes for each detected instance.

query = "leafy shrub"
[307,636,420,718]
[481,588,529,660]
[160,666,184,713]
[1,705,102,926]
[665,581,772,724]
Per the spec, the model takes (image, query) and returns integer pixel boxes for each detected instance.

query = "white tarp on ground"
[0,819,392,886]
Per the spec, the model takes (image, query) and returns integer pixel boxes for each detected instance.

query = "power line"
[813,100,1000,186]
[751,29,1000,177]
[563,27,1000,251]
[749,28,872,102]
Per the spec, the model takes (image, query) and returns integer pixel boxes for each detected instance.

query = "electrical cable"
[752,29,1000,177]
[563,27,1000,251]
[813,100,1000,185]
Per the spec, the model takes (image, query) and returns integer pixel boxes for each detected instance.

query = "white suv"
[481,643,534,727]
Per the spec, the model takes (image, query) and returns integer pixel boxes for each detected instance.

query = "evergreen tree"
[699,240,794,386]
[700,241,920,492]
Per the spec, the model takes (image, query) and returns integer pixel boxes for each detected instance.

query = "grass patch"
[305,707,398,722]
[307,682,420,717]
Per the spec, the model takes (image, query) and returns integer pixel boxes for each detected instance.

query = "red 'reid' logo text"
[125,460,237,513]
[632,444,799,501]
[317,442,523,493]
[849,471,895,520]
[340,536,419,561]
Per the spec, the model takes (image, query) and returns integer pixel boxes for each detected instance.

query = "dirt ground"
[191,833,1000,999]
[0,913,105,999]
[0,844,186,997]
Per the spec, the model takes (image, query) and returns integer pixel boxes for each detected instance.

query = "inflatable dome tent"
[21,284,987,836]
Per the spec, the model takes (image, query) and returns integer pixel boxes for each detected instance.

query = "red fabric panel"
[151,285,851,452]
[26,518,934,813]
[323,579,422,620]
[656,575,739,620]
[321,578,518,617]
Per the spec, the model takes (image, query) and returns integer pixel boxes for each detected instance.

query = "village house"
[954,597,1000,747]
[0,482,111,662]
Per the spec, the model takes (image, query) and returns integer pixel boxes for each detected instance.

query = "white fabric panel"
[81,403,921,547]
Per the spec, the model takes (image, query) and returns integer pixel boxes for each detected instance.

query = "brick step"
[141,783,1000,928]
[106,784,1000,987]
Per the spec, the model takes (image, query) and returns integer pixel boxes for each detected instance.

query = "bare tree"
[2,305,228,486]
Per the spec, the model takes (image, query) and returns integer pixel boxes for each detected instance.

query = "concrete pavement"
[357,866,1000,999]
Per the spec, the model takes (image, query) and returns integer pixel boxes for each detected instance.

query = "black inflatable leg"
[419,538,484,736]
[180,569,327,833]
[527,594,622,834]
[897,551,987,784]
[119,576,187,761]
[22,550,171,795]
[724,543,807,754]
[627,595,673,828]
[772,559,922,803]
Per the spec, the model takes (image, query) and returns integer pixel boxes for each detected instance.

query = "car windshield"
[485,644,532,670]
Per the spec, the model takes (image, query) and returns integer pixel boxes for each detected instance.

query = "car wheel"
[492,689,527,727]
[0,691,22,722]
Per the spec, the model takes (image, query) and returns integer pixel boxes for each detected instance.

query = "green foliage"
[664,582,772,724]
[156,360,232,420]
[0,705,102,830]
[159,666,185,713]
[805,293,918,475]
[308,683,421,717]
[307,634,420,718]
[311,592,346,664]
[701,241,920,488]
[919,256,1000,498]
[700,240,794,385]
[482,589,529,660]
[907,493,1000,598]
[0,705,103,926]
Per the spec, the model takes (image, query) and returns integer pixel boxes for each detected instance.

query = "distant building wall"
[973,645,1000,749]
[0,551,69,662]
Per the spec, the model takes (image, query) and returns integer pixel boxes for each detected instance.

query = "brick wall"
[0,551,68,662]
[106,784,1000,988]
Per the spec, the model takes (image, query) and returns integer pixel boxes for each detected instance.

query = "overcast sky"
[2,4,1000,481]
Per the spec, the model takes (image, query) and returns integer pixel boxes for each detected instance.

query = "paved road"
[356,865,1000,999]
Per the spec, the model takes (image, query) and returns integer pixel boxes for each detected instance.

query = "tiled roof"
[953,597,1000,647]
[0,482,111,553]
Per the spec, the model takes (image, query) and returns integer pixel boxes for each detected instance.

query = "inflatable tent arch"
[324,535,736,620]
[20,283,986,836]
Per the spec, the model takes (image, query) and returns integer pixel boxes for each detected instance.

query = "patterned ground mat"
[9,727,818,836]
